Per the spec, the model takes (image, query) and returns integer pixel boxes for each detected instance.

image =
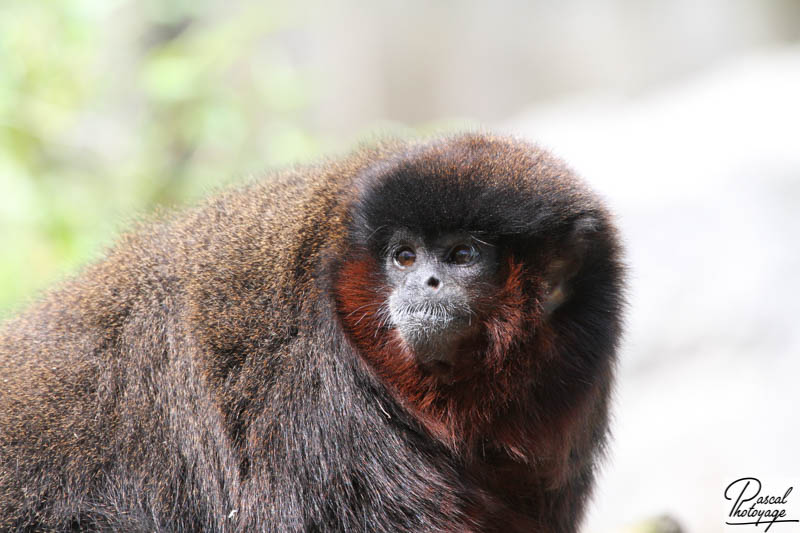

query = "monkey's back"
[0,166,333,529]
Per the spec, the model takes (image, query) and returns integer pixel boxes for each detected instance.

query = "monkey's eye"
[448,244,478,265]
[393,246,416,268]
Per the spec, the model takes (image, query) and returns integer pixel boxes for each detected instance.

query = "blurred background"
[1,1,799,531]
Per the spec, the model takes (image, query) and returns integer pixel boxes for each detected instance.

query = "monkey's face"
[382,230,499,376]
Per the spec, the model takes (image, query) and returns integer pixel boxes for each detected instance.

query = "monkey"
[0,132,624,532]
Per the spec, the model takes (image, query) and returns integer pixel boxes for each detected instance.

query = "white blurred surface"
[504,46,800,532]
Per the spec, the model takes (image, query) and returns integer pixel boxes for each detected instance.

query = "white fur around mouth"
[399,308,463,330]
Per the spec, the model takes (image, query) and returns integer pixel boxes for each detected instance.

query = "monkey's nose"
[425,276,441,289]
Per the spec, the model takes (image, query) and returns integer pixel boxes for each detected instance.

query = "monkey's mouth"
[395,311,472,350]
[404,310,465,330]
[391,304,478,376]
[394,303,472,332]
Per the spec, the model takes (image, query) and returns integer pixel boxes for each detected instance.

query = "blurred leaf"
[0,0,319,314]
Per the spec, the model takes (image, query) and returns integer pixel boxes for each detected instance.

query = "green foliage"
[0,1,319,316]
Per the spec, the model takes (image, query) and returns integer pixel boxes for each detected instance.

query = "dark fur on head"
[0,132,624,532]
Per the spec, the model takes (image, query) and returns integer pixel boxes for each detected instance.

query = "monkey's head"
[381,229,498,379]
[334,134,623,450]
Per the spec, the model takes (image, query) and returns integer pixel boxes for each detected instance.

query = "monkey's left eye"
[448,244,478,265]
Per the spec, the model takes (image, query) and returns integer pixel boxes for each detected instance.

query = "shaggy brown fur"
[0,133,624,532]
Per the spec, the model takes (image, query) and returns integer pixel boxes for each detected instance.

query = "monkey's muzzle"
[392,304,477,372]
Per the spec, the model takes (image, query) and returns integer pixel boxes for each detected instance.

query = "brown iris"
[393,246,416,268]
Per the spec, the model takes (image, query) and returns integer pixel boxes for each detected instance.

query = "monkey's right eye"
[393,247,416,268]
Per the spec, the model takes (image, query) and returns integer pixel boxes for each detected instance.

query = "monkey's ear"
[541,216,599,316]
